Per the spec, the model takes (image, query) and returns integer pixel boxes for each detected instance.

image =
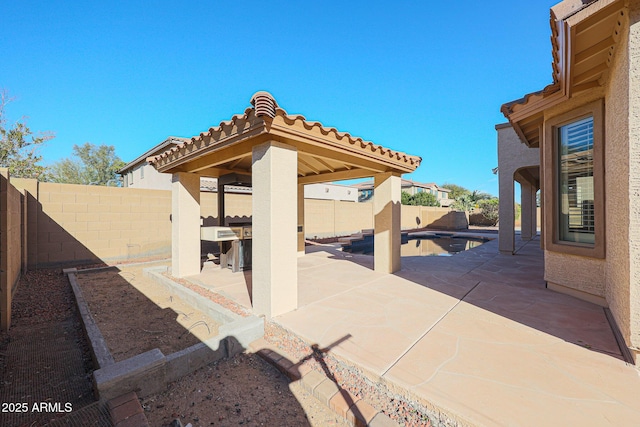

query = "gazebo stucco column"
[373,172,401,273]
[498,173,515,254]
[252,141,298,318]
[298,183,305,256]
[171,172,201,277]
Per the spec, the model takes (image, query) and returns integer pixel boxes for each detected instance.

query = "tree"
[48,143,125,186]
[401,190,440,207]
[477,198,499,226]
[440,183,470,201]
[452,193,474,212]
[401,191,412,205]
[470,190,492,203]
[409,191,440,207]
[0,90,53,178]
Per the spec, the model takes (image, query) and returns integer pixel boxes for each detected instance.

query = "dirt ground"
[76,262,220,362]
[0,269,106,427]
[75,261,352,426]
[141,352,350,427]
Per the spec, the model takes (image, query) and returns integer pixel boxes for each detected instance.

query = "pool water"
[342,234,491,257]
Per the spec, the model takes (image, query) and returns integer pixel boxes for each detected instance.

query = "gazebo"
[148,92,421,318]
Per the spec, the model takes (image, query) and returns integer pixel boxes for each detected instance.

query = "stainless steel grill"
[201,226,252,271]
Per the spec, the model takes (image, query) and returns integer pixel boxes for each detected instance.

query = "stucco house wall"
[542,1,640,352]
[303,183,358,202]
[500,0,640,362]
[125,163,172,190]
[542,88,608,304]
[496,124,540,254]
[626,0,640,353]
[604,1,632,349]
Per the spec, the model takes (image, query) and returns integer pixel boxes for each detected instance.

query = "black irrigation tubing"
[179,321,211,339]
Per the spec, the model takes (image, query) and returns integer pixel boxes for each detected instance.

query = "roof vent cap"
[250,91,278,118]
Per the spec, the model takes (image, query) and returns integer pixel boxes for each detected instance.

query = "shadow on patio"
[186,233,640,426]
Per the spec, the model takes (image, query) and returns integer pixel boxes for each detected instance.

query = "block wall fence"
[0,177,467,319]
[0,175,467,328]
[0,170,25,330]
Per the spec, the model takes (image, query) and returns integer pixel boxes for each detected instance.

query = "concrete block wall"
[0,169,24,330]
[421,207,468,230]
[301,199,375,239]
[334,200,374,236]
[401,205,422,229]
[403,205,469,230]
[207,192,467,239]
[304,200,462,238]
[513,207,542,228]
[304,199,343,238]
[9,179,172,268]
[45,183,170,266]
[3,178,471,270]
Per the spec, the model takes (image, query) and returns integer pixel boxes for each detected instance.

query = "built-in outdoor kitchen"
[200,173,252,272]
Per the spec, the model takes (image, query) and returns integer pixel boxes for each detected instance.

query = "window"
[129,171,133,185]
[140,166,144,180]
[558,117,594,244]
[543,99,604,258]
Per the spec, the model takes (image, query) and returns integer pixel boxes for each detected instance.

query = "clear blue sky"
[1,1,557,196]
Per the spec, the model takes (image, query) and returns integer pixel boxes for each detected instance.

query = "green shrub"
[476,198,499,226]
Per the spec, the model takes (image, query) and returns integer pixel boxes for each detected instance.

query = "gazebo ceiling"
[501,0,625,147]
[148,92,421,185]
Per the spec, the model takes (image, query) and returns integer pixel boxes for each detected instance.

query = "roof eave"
[118,137,185,174]
[501,0,626,148]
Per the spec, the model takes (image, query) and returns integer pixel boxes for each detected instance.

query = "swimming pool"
[341,233,491,256]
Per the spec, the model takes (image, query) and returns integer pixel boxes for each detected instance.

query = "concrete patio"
[186,234,640,426]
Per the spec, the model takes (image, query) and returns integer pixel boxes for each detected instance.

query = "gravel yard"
[141,352,350,427]
[0,263,433,426]
[0,264,358,426]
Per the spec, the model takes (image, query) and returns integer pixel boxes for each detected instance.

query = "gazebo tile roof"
[148,92,421,173]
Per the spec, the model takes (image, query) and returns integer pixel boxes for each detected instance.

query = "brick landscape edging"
[255,347,400,427]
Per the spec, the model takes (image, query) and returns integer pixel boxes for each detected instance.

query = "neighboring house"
[304,182,358,202]
[118,137,186,190]
[354,179,452,206]
[120,139,357,201]
[118,137,251,194]
[500,0,639,365]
